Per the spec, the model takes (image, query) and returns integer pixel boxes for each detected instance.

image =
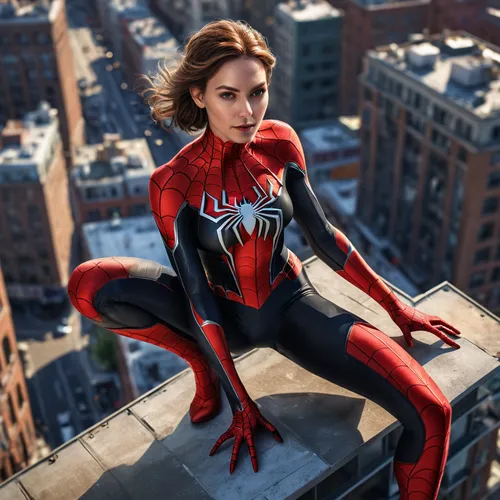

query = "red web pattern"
[346,322,451,500]
[67,257,220,423]
[149,120,306,310]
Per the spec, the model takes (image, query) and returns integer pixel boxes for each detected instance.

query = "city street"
[67,0,181,163]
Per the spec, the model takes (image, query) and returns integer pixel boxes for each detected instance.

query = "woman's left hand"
[389,302,461,349]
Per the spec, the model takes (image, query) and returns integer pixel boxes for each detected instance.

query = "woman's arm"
[283,124,461,348]
[149,169,283,472]
[149,173,248,413]
[282,126,401,317]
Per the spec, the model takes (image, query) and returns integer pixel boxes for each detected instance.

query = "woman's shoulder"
[151,135,204,183]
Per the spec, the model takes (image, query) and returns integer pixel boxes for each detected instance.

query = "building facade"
[71,134,156,230]
[271,0,343,130]
[357,32,500,317]
[122,15,181,92]
[0,0,84,162]
[339,0,430,116]
[0,103,73,305]
[0,266,37,481]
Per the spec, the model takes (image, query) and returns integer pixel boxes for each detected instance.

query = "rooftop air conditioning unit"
[450,58,492,87]
[407,43,440,68]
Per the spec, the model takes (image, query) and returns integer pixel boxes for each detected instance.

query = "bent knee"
[68,258,130,321]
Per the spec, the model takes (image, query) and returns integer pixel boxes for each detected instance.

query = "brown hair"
[140,19,276,134]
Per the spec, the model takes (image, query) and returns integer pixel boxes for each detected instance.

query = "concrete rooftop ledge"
[2,256,500,499]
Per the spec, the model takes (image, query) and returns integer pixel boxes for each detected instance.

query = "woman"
[68,19,461,499]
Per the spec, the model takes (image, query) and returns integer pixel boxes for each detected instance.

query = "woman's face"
[190,56,269,144]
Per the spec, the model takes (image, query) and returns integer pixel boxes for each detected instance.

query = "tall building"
[242,0,281,49]
[0,0,84,162]
[271,0,343,130]
[71,134,156,230]
[0,265,37,481]
[428,0,485,36]
[0,103,74,306]
[149,0,239,43]
[357,32,500,316]
[339,0,430,115]
[122,15,181,92]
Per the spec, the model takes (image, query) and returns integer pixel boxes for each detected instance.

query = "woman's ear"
[190,87,205,109]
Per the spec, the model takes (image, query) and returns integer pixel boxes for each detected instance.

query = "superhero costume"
[68,119,461,499]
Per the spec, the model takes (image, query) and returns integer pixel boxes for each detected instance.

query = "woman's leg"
[275,292,451,500]
[67,256,220,423]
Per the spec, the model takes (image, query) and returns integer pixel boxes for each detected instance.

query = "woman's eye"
[220,89,266,100]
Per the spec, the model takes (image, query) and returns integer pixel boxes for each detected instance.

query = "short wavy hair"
[141,19,276,134]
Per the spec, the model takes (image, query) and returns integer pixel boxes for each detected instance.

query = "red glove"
[209,399,283,474]
[388,301,462,349]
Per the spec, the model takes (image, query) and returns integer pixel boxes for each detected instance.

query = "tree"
[91,327,118,372]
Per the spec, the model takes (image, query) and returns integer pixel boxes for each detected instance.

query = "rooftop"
[1,256,499,499]
[279,0,342,21]
[369,33,500,119]
[301,120,360,153]
[82,214,170,267]
[73,135,155,183]
[0,102,59,182]
[127,16,179,59]
[0,0,59,23]
[352,0,429,8]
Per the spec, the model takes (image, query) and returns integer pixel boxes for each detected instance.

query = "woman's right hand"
[209,398,283,474]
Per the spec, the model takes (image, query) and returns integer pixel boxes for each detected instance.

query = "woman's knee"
[68,258,130,321]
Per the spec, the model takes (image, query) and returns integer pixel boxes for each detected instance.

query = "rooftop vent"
[450,57,492,87]
[110,156,126,175]
[443,36,475,56]
[407,43,440,69]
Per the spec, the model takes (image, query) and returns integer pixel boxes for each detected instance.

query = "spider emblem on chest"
[200,179,283,246]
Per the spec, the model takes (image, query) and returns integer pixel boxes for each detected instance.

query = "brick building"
[339,0,430,116]
[0,0,84,163]
[70,134,156,231]
[0,103,73,305]
[0,266,37,481]
[357,32,500,317]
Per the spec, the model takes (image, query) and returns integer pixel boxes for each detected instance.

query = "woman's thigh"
[275,292,428,460]
[68,257,194,340]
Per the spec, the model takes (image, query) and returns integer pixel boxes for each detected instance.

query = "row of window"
[0,33,51,46]
[86,203,149,222]
[469,268,500,288]
[474,244,500,265]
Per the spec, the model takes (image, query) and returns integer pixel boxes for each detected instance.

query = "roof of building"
[278,0,342,21]
[0,102,59,182]
[0,0,60,23]
[369,33,500,119]
[82,214,170,266]
[1,256,499,499]
[301,120,360,153]
[73,135,155,183]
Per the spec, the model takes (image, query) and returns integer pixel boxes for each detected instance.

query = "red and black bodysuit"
[68,119,461,499]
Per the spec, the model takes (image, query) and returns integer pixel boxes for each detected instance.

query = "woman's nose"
[239,99,253,118]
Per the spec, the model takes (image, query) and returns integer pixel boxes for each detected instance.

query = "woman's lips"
[235,124,254,132]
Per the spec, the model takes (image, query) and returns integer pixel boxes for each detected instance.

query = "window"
[487,171,500,189]
[482,197,498,215]
[16,384,24,409]
[87,209,101,222]
[478,222,494,242]
[7,394,16,425]
[492,267,500,283]
[474,247,491,265]
[457,147,468,163]
[2,337,11,364]
[469,271,486,288]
